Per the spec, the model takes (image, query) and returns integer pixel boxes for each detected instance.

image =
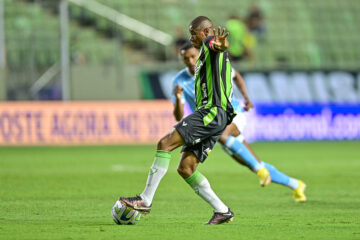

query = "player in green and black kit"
[119,16,235,225]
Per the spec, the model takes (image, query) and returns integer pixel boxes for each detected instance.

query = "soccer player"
[172,41,306,202]
[120,16,238,225]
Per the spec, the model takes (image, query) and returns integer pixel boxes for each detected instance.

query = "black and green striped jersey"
[194,36,236,125]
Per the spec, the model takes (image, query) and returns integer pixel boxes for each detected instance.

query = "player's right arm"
[173,84,184,121]
[210,26,230,52]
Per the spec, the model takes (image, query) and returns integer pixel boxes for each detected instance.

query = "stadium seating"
[5,0,360,70]
[69,0,360,69]
[3,0,360,100]
[4,0,120,67]
[4,0,120,99]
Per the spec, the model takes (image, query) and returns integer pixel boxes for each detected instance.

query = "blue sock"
[264,162,299,189]
[224,136,263,171]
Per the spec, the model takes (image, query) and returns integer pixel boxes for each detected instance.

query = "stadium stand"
[6,0,360,71]
[4,0,120,99]
[67,0,360,69]
[2,0,360,100]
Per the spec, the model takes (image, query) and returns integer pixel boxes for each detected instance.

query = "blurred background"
[0,0,359,145]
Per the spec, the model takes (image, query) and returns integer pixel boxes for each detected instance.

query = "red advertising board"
[0,101,177,145]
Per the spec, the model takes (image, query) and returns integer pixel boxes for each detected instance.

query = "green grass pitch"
[1,142,360,240]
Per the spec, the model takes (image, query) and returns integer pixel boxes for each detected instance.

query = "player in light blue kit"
[172,42,306,202]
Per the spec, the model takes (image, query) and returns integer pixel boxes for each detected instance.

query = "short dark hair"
[180,41,194,53]
[190,16,213,30]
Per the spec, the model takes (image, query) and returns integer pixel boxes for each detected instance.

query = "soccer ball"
[112,200,141,225]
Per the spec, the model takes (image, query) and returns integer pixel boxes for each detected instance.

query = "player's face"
[180,48,199,74]
[189,25,206,49]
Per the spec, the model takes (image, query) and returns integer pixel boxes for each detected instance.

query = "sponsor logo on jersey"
[194,60,203,78]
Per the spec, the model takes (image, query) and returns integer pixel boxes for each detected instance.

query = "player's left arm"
[173,84,185,121]
[233,70,253,111]
[210,26,229,52]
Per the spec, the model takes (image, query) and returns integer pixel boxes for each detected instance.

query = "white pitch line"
[111,164,148,172]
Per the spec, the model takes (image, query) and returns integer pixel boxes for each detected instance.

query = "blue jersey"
[172,68,243,114]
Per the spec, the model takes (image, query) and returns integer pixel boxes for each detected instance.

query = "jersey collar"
[186,67,194,77]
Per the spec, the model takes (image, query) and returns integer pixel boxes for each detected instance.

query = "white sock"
[140,151,171,206]
[288,178,299,189]
[186,170,228,213]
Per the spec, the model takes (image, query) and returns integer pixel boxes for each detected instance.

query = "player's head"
[189,16,214,48]
[179,41,199,75]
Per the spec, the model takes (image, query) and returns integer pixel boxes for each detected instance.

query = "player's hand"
[212,26,229,51]
[174,84,184,99]
[243,99,253,111]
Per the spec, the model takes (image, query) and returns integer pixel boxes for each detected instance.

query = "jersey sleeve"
[230,67,236,80]
[203,36,221,53]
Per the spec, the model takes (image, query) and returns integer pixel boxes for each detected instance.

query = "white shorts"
[221,111,247,155]
[231,111,247,142]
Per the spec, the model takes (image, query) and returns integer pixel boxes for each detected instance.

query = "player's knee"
[157,136,169,151]
[177,166,193,179]
[218,133,229,145]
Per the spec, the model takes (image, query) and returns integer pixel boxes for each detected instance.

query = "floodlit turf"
[1,142,360,240]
